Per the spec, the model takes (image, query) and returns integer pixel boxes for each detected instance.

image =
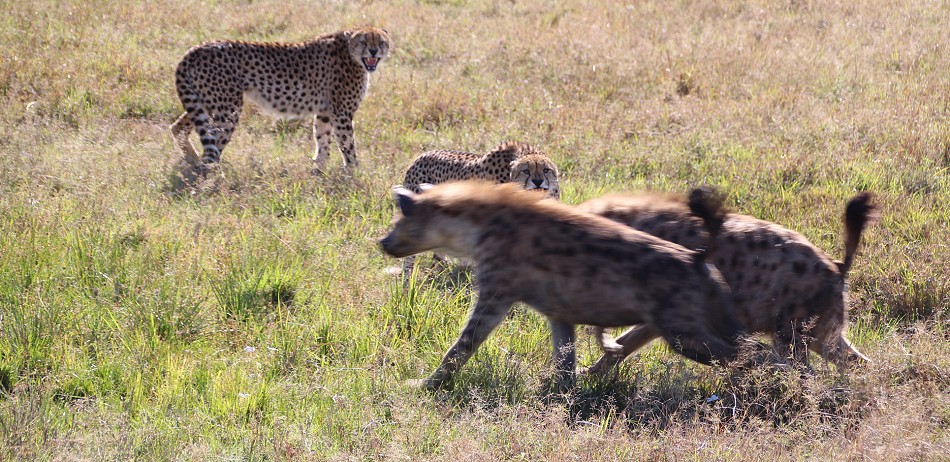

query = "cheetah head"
[347,26,391,72]
[510,154,560,200]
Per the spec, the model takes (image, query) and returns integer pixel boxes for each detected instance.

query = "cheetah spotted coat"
[169,26,390,170]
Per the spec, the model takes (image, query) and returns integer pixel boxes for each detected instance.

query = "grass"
[1,0,949,459]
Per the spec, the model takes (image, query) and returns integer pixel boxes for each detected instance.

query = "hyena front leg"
[549,320,577,389]
[413,293,514,390]
[584,324,661,375]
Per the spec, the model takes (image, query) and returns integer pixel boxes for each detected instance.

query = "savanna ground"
[1,0,948,460]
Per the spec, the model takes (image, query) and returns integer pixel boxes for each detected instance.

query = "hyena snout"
[378,233,405,258]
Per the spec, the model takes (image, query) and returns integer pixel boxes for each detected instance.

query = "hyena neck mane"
[422,181,553,252]
[426,181,547,212]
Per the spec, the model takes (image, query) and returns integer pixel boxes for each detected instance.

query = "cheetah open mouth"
[363,57,379,72]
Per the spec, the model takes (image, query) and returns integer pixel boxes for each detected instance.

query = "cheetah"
[580,189,877,375]
[399,141,560,284]
[379,181,763,390]
[401,141,560,197]
[169,26,391,171]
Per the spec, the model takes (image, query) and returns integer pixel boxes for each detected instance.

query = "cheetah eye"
[522,168,530,175]
[543,168,550,173]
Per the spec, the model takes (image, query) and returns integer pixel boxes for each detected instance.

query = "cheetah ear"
[418,183,434,192]
[393,186,417,217]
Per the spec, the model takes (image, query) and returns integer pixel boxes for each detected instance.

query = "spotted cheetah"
[399,141,560,284]
[379,181,764,390]
[402,141,560,197]
[169,26,391,171]
[581,189,877,374]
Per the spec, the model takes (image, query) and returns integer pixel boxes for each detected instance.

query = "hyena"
[581,190,877,374]
[398,141,561,286]
[379,181,761,390]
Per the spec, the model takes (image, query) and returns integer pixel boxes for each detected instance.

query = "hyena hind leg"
[589,326,624,355]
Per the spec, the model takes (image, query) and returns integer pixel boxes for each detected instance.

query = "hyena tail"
[839,192,879,276]
[687,186,728,255]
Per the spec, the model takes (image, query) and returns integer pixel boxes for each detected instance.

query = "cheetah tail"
[839,192,879,276]
[687,185,728,240]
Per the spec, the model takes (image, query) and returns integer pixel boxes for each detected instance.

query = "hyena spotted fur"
[580,190,877,374]
[379,181,762,390]
[398,141,560,286]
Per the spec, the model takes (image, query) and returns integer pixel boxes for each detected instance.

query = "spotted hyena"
[398,141,561,285]
[379,181,762,390]
[580,190,877,374]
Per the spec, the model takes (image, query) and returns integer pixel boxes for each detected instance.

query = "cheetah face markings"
[348,27,391,72]
[510,154,560,199]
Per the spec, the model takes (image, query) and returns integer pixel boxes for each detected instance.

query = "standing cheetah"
[581,190,877,374]
[379,181,762,390]
[169,26,391,171]
[399,141,560,284]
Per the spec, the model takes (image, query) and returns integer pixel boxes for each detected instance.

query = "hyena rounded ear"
[393,186,417,216]
[418,183,434,192]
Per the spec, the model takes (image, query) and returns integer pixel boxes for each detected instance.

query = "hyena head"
[510,154,560,199]
[347,26,391,72]
[379,185,477,259]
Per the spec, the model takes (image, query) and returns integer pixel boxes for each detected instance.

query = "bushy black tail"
[687,185,728,243]
[839,192,878,276]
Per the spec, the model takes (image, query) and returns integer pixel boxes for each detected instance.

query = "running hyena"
[379,181,761,390]
[581,189,877,374]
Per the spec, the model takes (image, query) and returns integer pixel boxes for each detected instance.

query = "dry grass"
[0,0,948,459]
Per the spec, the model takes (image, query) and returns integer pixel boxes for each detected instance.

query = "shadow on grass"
[422,358,872,433]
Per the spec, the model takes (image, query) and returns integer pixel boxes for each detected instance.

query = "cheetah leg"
[412,293,513,390]
[583,324,660,375]
[332,113,358,168]
[191,94,242,164]
[312,114,333,172]
[169,112,202,167]
[550,320,577,389]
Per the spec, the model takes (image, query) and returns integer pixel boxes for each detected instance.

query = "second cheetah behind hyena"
[581,190,877,374]
[401,141,560,197]
[398,141,560,284]
[379,181,762,390]
[169,26,391,171]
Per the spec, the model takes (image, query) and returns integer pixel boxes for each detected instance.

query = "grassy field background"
[1,0,948,459]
